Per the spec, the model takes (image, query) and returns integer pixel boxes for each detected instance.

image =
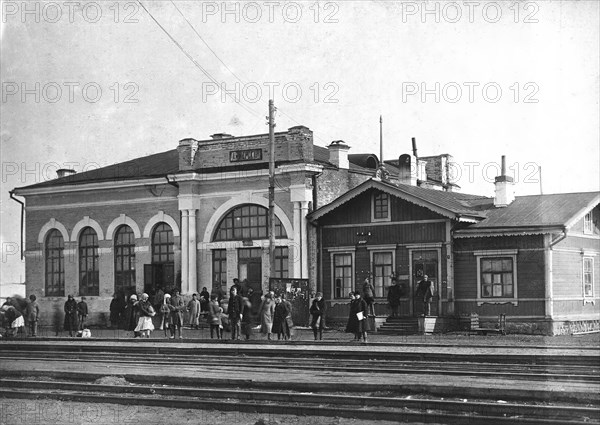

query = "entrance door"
[412,250,438,317]
[238,248,262,295]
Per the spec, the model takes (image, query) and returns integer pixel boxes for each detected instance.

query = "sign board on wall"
[230,149,263,162]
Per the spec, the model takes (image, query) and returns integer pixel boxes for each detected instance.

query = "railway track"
[2,350,599,384]
[2,341,599,424]
[0,375,598,424]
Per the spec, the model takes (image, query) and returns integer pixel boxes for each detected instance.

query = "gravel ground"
[0,399,435,425]
[9,326,600,348]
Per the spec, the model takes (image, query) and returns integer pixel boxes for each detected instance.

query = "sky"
[1,0,599,283]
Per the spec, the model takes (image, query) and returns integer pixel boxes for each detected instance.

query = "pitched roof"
[454,192,600,236]
[309,178,490,222]
[14,149,180,190]
[308,178,600,235]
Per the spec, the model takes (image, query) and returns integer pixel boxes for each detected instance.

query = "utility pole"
[379,115,383,163]
[268,99,276,284]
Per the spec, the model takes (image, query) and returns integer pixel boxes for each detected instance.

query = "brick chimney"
[56,169,76,178]
[494,155,515,207]
[398,154,418,185]
[210,133,233,140]
[328,140,350,169]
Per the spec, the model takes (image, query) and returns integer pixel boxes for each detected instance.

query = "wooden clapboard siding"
[318,189,442,226]
[322,222,446,247]
[355,247,370,283]
[454,252,478,298]
[553,300,599,317]
[455,300,546,316]
[516,250,545,298]
[454,234,546,317]
[552,250,584,298]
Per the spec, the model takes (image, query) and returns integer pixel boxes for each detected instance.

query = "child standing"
[207,294,223,339]
[26,295,40,337]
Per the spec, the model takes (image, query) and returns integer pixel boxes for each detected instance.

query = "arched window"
[79,227,99,296]
[152,223,174,264]
[213,204,287,241]
[146,222,176,295]
[114,225,135,294]
[45,229,64,296]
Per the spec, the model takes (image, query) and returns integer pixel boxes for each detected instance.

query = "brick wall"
[178,126,314,171]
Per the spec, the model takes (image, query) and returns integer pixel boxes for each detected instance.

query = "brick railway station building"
[11,127,600,334]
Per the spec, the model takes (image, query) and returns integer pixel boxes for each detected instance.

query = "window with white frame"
[372,192,390,221]
[372,252,393,298]
[333,253,353,298]
[481,257,514,298]
[583,257,594,297]
[584,212,593,235]
[474,250,518,304]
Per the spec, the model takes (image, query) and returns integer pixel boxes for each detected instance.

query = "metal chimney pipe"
[501,155,506,176]
[412,137,418,158]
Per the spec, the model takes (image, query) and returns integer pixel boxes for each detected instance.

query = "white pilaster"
[300,201,309,279]
[181,211,189,294]
[188,209,197,294]
[292,202,302,278]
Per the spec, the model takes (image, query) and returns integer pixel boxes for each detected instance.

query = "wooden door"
[412,251,438,317]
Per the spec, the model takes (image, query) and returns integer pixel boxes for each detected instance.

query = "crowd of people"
[1,275,430,341]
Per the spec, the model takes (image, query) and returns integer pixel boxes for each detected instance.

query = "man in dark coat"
[199,287,210,313]
[346,291,368,342]
[227,287,243,340]
[63,295,78,337]
[77,297,88,330]
[230,278,242,297]
[387,279,403,318]
[309,292,326,340]
[124,294,140,337]
[169,290,185,339]
[416,275,434,316]
[272,295,290,340]
[109,292,126,329]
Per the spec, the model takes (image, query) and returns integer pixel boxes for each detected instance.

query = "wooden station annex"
[308,158,600,335]
[11,128,599,335]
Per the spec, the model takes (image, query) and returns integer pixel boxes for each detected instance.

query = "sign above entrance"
[230,148,263,162]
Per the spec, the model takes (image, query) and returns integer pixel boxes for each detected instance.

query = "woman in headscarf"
[207,294,223,339]
[134,293,155,338]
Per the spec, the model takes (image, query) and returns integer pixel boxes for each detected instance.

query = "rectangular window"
[373,192,389,220]
[373,252,393,298]
[583,257,594,297]
[274,246,289,279]
[212,249,227,292]
[584,212,593,234]
[334,253,353,298]
[480,257,514,298]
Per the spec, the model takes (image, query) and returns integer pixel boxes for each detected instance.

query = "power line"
[137,1,261,119]
[170,1,247,85]
[166,1,332,143]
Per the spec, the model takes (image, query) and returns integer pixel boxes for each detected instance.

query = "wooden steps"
[377,317,420,335]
